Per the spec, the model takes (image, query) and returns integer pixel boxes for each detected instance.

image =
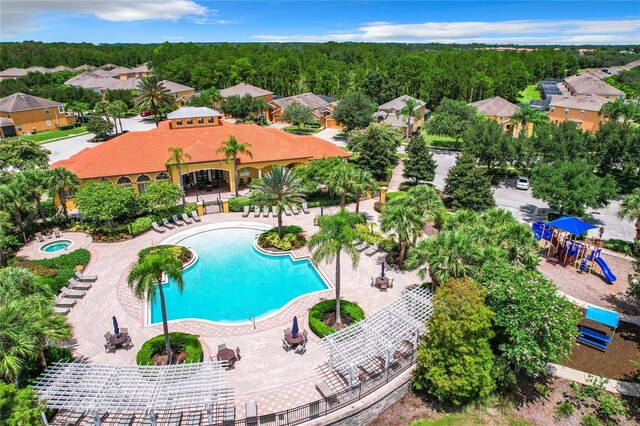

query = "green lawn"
[24,126,88,144]
[516,85,541,104]
[420,132,459,149]
[410,413,532,426]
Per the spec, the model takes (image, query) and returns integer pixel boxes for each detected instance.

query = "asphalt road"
[46,116,156,164]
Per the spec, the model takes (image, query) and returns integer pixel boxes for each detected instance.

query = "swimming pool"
[150,225,329,324]
[40,240,72,253]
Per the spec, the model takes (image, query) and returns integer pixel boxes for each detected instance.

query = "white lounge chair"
[355,241,369,251]
[162,218,175,229]
[60,286,86,299]
[54,306,70,315]
[53,227,63,238]
[262,206,270,217]
[35,232,46,242]
[365,243,380,256]
[55,295,76,308]
[181,213,193,224]
[152,221,166,233]
[172,215,185,226]
[68,277,91,290]
[284,206,293,216]
[291,205,300,215]
[253,206,260,217]
[271,206,278,216]
[302,202,310,214]
[191,210,202,222]
[75,270,98,282]
[242,206,250,217]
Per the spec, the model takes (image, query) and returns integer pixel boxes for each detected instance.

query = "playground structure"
[532,218,617,284]
[577,306,620,351]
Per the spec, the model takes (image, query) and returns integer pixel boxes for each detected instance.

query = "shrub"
[131,216,153,235]
[139,245,192,264]
[10,259,57,278]
[385,191,408,202]
[257,226,306,250]
[308,299,365,337]
[534,383,550,397]
[374,201,384,213]
[492,357,517,395]
[31,249,90,293]
[228,196,253,212]
[354,223,383,244]
[555,401,575,419]
[136,332,203,365]
[603,239,635,255]
[58,124,75,130]
[580,414,599,426]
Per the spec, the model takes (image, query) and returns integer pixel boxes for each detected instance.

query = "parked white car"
[516,176,529,190]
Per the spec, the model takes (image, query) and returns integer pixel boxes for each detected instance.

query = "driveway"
[314,128,346,147]
[47,116,156,164]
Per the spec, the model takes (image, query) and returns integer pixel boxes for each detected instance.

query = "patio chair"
[284,206,293,216]
[388,278,394,288]
[371,277,376,287]
[167,412,182,426]
[35,232,46,242]
[271,206,278,216]
[218,343,226,351]
[53,227,63,238]
[302,202,310,214]
[295,342,306,355]
[291,205,300,215]
[187,412,201,426]
[253,206,260,217]
[104,332,113,341]
[118,413,135,426]
[75,270,98,282]
[119,327,128,335]
[60,286,86,299]
[181,212,194,224]
[355,241,369,251]
[365,243,380,256]
[68,277,91,290]
[162,218,176,229]
[282,339,293,351]
[283,327,291,336]
[242,205,250,217]
[152,221,166,233]
[55,295,76,308]
[172,215,186,226]
[262,206,270,217]
[302,329,309,342]
[191,210,202,222]
[54,306,70,315]
[236,346,241,360]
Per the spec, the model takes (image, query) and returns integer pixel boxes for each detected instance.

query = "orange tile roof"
[52,122,349,179]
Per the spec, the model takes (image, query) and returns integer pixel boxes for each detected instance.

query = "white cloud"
[253,18,640,45]
[0,0,214,37]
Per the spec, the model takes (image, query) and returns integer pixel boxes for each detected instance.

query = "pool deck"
[18,199,424,418]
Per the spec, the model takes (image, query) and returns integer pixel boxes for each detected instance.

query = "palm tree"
[128,252,184,364]
[0,176,34,243]
[134,76,176,126]
[511,106,548,136]
[497,222,539,267]
[216,136,253,197]
[349,168,376,213]
[48,167,79,218]
[166,147,191,205]
[618,188,640,242]
[380,197,425,263]
[308,210,361,325]
[18,169,49,223]
[107,100,128,134]
[328,163,353,207]
[249,166,306,237]
[406,185,444,223]
[399,97,422,139]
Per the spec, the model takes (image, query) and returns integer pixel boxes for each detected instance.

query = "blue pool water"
[40,240,71,252]
[150,227,328,324]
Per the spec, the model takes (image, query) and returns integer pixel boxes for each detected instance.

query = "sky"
[1,1,639,45]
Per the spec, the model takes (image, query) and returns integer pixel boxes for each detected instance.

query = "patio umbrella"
[112,316,119,335]
[291,316,299,338]
[381,261,385,278]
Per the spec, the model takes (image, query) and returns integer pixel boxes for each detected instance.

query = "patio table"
[285,333,304,345]
[108,333,129,347]
[217,348,236,362]
[375,276,390,288]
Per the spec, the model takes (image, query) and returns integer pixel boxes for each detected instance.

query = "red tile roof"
[53,122,349,179]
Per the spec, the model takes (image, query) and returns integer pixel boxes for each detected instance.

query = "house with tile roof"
[160,80,196,106]
[268,92,342,128]
[470,96,519,132]
[0,92,75,136]
[51,106,348,209]
[549,94,612,132]
[375,95,428,136]
[218,83,274,119]
[564,74,625,100]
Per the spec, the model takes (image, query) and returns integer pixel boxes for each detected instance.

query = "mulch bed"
[151,348,188,365]
[562,320,640,382]
[322,311,354,331]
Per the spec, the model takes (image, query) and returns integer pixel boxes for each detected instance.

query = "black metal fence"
[229,349,417,426]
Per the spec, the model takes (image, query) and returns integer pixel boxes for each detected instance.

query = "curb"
[548,364,640,397]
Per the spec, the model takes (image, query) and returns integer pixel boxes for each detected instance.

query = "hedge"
[228,196,252,212]
[308,299,365,337]
[138,245,192,264]
[136,332,203,365]
[29,249,91,293]
[131,216,153,235]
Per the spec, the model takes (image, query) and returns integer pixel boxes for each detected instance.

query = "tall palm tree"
[134,76,176,126]
[166,147,192,205]
[349,168,376,213]
[511,106,548,136]
[496,222,539,268]
[399,97,422,139]
[618,188,640,242]
[380,197,425,263]
[249,166,306,237]
[309,209,362,325]
[48,167,80,218]
[0,176,34,243]
[328,162,353,207]
[18,169,49,223]
[216,136,253,197]
[406,185,444,223]
[107,100,128,134]
[128,252,185,364]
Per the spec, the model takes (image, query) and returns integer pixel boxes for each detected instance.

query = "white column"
[258,169,262,178]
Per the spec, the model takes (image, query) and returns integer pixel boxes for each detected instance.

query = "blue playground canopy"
[585,306,620,329]
[545,216,596,236]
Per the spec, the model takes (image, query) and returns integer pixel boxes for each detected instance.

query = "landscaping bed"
[138,245,193,266]
[257,226,306,251]
[308,299,365,336]
[136,332,203,365]
[13,248,90,293]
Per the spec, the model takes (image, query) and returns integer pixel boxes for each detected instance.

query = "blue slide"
[595,257,616,283]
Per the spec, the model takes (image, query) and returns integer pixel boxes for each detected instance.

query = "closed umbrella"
[292,316,299,338]
[112,316,119,335]
[381,261,385,278]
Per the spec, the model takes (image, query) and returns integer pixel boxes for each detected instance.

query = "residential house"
[563,74,625,100]
[268,92,341,128]
[160,80,196,106]
[548,94,611,132]
[74,64,98,72]
[470,96,519,133]
[0,67,28,80]
[0,93,76,136]
[51,106,348,209]
[219,83,274,118]
[0,117,17,138]
[132,63,153,78]
[375,95,428,136]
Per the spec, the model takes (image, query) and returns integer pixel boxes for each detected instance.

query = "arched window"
[117,176,132,184]
[155,172,170,180]
[136,174,151,182]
